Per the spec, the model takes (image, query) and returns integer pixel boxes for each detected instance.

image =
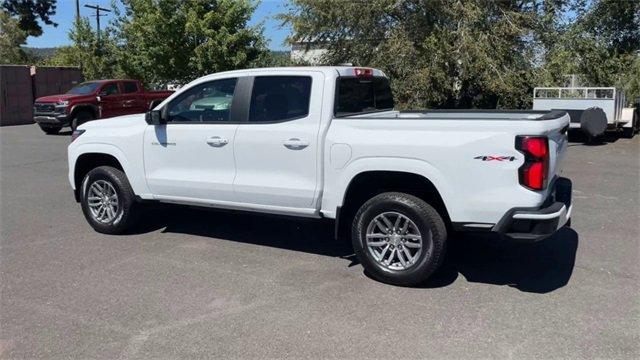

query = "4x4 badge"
[474,156,516,161]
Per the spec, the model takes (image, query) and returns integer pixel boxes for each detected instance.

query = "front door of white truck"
[233,73,323,211]
[143,77,243,202]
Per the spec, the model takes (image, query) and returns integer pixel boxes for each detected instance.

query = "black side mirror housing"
[145,109,166,125]
[148,99,163,110]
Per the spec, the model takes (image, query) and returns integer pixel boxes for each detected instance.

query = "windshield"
[66,82,101,95]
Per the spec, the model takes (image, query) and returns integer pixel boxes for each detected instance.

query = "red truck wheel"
[71,111,94,131]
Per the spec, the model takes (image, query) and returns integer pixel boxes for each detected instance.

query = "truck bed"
[344,109,569,121]
[322,109,570,224]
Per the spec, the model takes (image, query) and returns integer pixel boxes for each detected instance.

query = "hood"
[35,94,89,103]
[79,113,147,131]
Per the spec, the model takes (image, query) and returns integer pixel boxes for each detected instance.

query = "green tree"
[281,0,564,109]
[46,17,120,80]
[0,10,30,64]
[255,50,296,67]
[111,0,268,86]
[1,0,57,36]
[540,0,640,102]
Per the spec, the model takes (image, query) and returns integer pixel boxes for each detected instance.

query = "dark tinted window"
[335,77,394,117]
[167,78,237,122]
[122,81,138,94]
[101,83,119,96]
[249,76,312,122]
[66,82,100,95]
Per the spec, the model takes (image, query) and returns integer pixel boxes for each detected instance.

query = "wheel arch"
[333,167,453,240]
[70,104,98,119]
[72,150,129,202]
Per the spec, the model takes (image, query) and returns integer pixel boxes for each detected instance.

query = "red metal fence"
[32,67,84,100]
[0,66,83,126]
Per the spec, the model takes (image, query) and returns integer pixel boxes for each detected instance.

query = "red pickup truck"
[33,79,173,134]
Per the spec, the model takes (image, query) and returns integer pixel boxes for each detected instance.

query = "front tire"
[352,192,447,286]
[71,111,94,131]
[80,166,139,234]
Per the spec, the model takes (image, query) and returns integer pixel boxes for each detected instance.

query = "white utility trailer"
[533,87,638,138]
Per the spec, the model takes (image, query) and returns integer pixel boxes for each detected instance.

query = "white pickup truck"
[68,67,572,285]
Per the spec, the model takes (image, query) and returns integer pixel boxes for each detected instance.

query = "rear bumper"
[493,177,573,242]
[34,113,69,126]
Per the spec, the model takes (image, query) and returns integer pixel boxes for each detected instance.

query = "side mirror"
[148,99,163,110]
[145,109,166,125]
[98,91,108,97]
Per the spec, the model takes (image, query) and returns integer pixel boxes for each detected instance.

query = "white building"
[290,40,328,65]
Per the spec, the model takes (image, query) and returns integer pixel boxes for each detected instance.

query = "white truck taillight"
[516,136,549,190]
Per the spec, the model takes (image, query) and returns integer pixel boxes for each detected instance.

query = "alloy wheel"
[365,211,426,271]
[86,180,120,223]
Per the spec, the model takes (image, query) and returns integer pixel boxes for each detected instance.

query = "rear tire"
[351,192,447,286]
[38,125,62,135]
[80,166,139,234]
[71,111,94,131]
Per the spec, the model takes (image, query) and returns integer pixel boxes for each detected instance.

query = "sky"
[26,0,292,51]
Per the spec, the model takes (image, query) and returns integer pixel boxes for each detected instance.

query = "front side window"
[167,78,237,122]
[101,83,120,96]
[249,76,312,122]
[122,81,138,94]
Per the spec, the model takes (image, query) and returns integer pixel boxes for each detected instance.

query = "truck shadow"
[132,205,577,294]
[44,130,72,136]
[133,205,353,257]
[421,228,579,293]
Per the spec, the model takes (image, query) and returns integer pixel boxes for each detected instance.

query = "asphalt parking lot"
[1,124,638,359]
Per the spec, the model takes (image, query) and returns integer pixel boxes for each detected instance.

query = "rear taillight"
[71,129,85,143]
[516,136,549,190]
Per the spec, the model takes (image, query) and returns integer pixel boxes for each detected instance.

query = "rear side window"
[122,81,138,94]
[249,76,312,122]
[335,77,394,117]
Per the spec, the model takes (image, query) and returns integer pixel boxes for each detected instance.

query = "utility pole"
[75,0,80,24]
[84,4,111,48]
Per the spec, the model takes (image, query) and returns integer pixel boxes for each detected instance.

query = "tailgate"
[542,112,570,186]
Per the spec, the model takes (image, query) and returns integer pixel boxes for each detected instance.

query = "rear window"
[335,77,394,117]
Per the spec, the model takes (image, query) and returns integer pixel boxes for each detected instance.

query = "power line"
[84,3,111,48]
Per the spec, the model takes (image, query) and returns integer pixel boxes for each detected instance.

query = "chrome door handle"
[283,138,309,150]
[206,136,229,147]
